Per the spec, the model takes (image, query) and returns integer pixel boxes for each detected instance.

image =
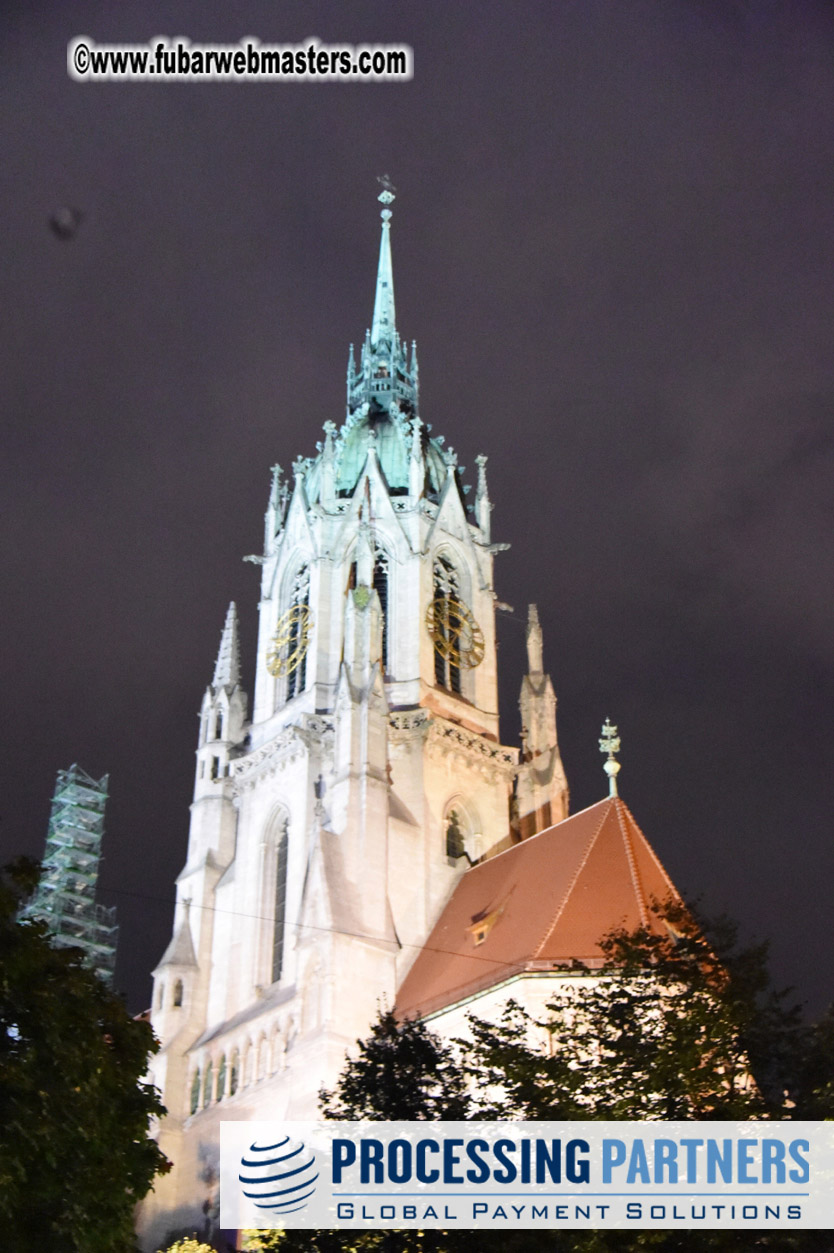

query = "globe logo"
[239,1135,319,1215]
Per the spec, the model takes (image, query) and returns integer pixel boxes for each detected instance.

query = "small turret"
[151,900,198,1037]
[515,605,569,838]
[195,603,247,803]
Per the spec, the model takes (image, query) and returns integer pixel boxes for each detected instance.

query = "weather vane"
[599,718,621,797]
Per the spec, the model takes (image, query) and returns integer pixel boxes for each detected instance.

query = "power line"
[105,882,546,976]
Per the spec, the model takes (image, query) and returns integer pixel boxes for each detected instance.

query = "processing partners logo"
[239,1133,319,1216]
[221,1120,834,1230]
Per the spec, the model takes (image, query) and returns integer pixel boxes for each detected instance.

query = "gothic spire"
[346,180,420,422]
[371,181,396,348]
[212,601,241,689]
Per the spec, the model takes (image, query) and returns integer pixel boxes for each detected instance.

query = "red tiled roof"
[395,796,681,1019]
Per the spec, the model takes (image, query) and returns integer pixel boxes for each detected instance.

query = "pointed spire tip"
[371,179,397,348]
[213,602,241,689]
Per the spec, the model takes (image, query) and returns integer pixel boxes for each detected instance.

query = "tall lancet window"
[347,547,391,674]
[272,829,288,984]
[373,546,390,674]
[433,555,462,695]
[286,565,310,701]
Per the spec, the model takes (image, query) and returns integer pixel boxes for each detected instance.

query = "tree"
[0,859,169,1252]
[791,1002,834,1119]
[320,1007,471,1121]
[463,902,801,1122]
[269,1015,657,1253]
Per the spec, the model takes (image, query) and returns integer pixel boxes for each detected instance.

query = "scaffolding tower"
[23,764,118,985]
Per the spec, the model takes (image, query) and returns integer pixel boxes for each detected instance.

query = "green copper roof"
[304,408,448,502]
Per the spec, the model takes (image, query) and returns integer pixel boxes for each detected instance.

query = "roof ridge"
[616,798,681,906]
[614,796,649,928]
[532,797,614,959]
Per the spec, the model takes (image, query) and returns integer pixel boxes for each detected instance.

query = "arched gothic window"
[190,1068,201,1116]
[286,565,310,701]
[173,978,183,1008]
[270,1027,283,1074]
[217,1054,227,1101]
[444,800,481,863]
[272,828,288,984]
[202,1060,213,1108]
[433,555,462,694]
[446,808,465,859]
[347,545,391,673]
[373,547,390,674]
[229,1050,239,1096]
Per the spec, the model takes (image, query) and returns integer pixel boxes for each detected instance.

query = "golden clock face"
[266,604,312,677]
[425,595,485,668]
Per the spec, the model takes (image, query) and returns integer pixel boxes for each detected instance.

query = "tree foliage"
[465,902,802,1122]
[0,858,169,1253]
[791,1002,834,1119]
[320,1007,471,1121]
[160,1242,215,1253]
[249,906,832,1253]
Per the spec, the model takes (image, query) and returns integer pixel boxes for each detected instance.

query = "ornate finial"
[475,454,489,496]
[377,174,396,219]
[526,604,543,674]
[599,718,621,797]
[474,453,491,539]
[268,464,282,512]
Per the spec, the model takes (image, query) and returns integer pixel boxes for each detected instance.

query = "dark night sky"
[2,1,833,1017]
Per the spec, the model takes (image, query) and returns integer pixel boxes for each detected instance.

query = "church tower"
[140,189,568,1248]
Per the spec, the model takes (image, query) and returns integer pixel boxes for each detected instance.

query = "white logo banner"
[219,1121,834,1230]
